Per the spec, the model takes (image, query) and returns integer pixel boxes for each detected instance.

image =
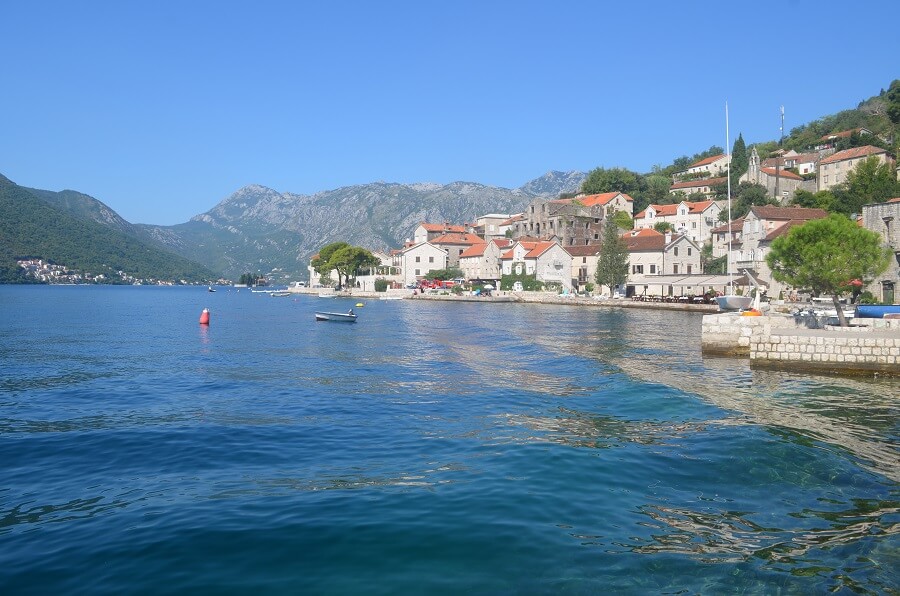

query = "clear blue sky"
[2,1,897,225]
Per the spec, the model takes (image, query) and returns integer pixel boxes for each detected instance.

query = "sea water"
[0,286,897,594]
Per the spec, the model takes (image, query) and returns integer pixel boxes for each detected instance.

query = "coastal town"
[310,133,899,306]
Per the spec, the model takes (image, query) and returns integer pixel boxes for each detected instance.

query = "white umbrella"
[483,284,494,290]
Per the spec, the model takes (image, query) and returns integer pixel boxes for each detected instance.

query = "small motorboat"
[208,286,216,292]
[270,291,291,297]
[315,310,357,323]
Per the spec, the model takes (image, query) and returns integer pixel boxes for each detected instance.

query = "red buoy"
[199,308,210,325]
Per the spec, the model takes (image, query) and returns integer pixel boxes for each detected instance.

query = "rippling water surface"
[1,286,897,594]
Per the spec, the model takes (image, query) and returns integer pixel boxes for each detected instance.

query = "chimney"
[664,232,672,244]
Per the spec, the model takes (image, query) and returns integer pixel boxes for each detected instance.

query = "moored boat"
[716,295,753,311]
[315,310,357,323]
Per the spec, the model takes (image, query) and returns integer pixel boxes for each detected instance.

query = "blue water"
[0,286,897,594]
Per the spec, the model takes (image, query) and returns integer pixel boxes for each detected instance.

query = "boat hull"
[716,295,753,311]
[854,304,900,318]
[315,312,357,323]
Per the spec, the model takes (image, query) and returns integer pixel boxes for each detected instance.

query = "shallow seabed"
[0,286,897,594]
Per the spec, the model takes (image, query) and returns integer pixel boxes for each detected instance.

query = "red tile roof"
[459,243,488,258]
[577,192,634,206]
[711,217,744,233]
[759,167,803,180]
[430,233,484,245]
[635,200,716,219]
[564,244,602,257]
[670,177,727,190]
[818,128,866,142]
[420,222,467,233]
[622,228,663,238]
[764,220,810,241]
[887,197,900,204]
[818,145,888,165]
[750,206,828,221]
[690,154,726,168]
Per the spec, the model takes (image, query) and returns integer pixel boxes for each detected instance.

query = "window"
[687,248,692,256]
[582,257,587,263]
[632,264,644,274]
[674,247,679,256]
[673,264,679,274]
[415,269,420,276]
[415,256,420,263]
[429,256,434,263]
[824,175,829,184]
[594,233,599,240]
[650,264,656,274]
[687,265,692,274]
[692,222,697,229]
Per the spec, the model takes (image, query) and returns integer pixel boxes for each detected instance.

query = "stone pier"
[701,313,900,376]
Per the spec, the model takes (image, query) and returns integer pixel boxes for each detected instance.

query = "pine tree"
[731,133,748,184]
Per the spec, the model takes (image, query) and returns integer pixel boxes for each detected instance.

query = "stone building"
[861,197,900,304]
[512,192,633,247]
[742,147,816,202]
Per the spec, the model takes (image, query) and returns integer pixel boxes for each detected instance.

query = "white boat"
[716,294,752,311]
[318,292,336,298]
[315,311,357,323]
[270,291,290,297]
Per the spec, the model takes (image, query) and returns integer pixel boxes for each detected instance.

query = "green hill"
[0,175,218,283]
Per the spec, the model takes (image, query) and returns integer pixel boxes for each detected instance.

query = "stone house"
[458,238,509,282]
[470,214,514,242]
[817,145,895,192]
[679,154,731,178]
[512,192,633,247]
[429,232,485,268]
[633,199,722,244]
[710,217,745,260]
[729,206,828,296]
[500,240,573,291]
[861,197,900,304]
[624,229,703,277]
[396,242,449,286]
[762,150,820,176]
[564,244,602,291]
[413,222,468,244]
[669,177,727,198]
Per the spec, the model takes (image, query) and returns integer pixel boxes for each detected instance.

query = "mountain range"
[1,171,585,282]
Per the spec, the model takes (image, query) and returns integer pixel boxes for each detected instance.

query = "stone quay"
[701,313,900,376]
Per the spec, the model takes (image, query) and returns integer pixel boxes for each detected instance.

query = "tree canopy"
[581,167,643,197]
[766,214,891,326]
[311,242,378,289]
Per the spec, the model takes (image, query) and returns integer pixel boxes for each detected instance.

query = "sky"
[1,1,898,225]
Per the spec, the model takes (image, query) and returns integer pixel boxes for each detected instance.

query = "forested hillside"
[0,175,217,283]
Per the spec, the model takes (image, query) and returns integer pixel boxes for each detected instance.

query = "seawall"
[702,313,900,376]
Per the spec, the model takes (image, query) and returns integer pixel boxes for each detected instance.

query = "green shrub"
[374,278,388,292]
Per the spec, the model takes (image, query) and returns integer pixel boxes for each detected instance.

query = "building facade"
[861,198,900,304]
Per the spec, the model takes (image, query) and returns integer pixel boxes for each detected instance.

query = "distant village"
[324,133,899,304]
[15,259,230,286]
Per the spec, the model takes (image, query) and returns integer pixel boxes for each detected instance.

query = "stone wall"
[701,313,900,375]
[700,313,801,356]
[750,328,900,375]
